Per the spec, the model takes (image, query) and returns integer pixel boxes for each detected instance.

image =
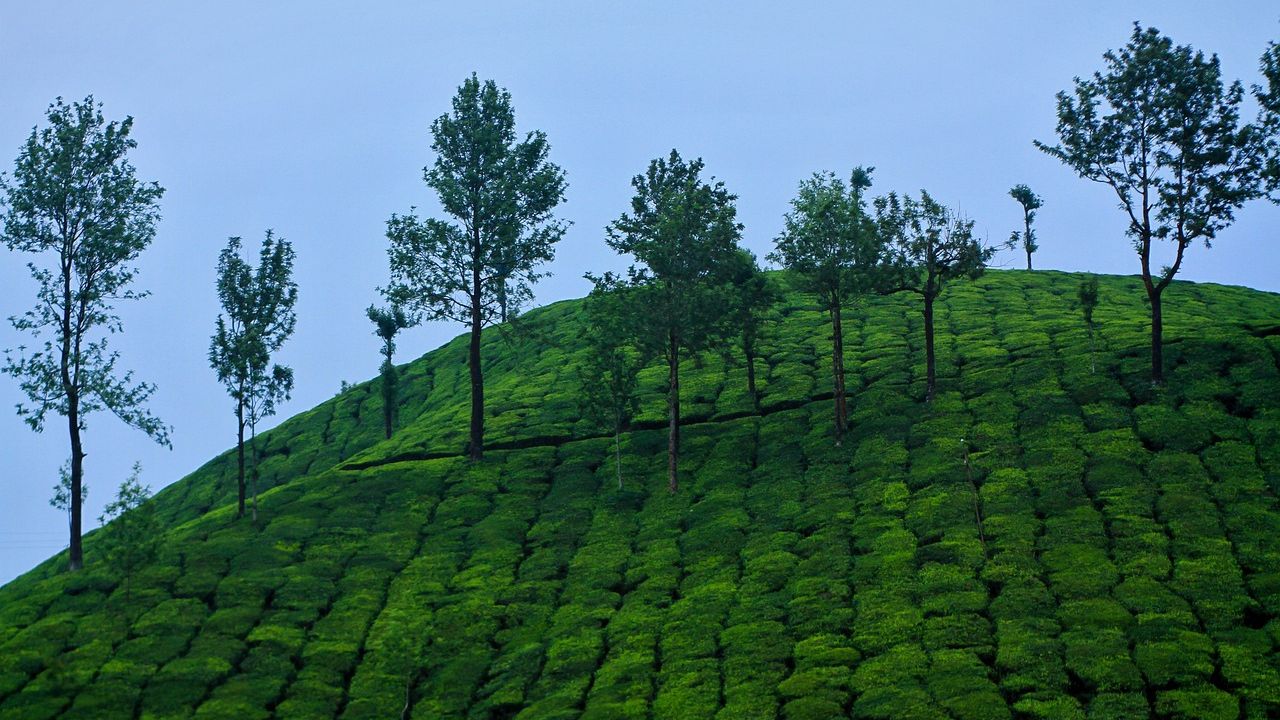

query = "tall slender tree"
[209,231,297,520]
[1,96,169,571]
[1008,184,1042,270]
[875,190,994,403]
[1079,276,1100,374]
[367,303,418,439]
[604,150,742,492]
[722,249,779,413]
[386,74,567,460]
[771,168,880,443]
[578,277,641,490]
[1036,24,1265,385]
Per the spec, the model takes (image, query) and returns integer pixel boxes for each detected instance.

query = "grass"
[1,269,1279,718]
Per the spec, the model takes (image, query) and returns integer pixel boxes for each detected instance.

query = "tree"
[49,460,84,535]
[1008,184,1043,270]
[722,248,779,413]
[1079,276,1100,373]
[771,169,880,443]
[875,190,994,403]
[1036,24,1264,385]
[604,150,742,492]
[209,231,297,521]
[386,75,567,461]
[367,303,418,439]
[1,96,169,571]
[578,277,641,490]
[97,463,159,604]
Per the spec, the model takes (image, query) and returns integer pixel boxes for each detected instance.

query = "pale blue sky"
[2,2,1278,583]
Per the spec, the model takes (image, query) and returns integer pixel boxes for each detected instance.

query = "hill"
[2,270,1280,720]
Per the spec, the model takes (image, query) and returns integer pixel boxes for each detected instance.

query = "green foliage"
[385,74,567,460]
[1036,23,1267,383]
[209,230,298,519]
[96,464,159,602]
[1,271,1279,719]
[1,95,170,571]
[1008,183,1043,269]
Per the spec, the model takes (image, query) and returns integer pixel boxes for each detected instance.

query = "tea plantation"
[2,270,1280,719]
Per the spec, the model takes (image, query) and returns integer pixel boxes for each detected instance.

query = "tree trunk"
[1024,211,1033,271]
[667,332,680,494]
[831,303,847,444]
[250,424,259,523]
[1149,286,1164,385]
[468,268,485,461]
[68,396,84,571]
[615,425,623,491]
[382,361,394,440]
[924,294,937,403]
[236,404,246,519]
[744,335,759,413]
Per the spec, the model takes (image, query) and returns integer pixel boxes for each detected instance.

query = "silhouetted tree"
[722,248,779,413]
[578,277,641,489]
[876,190,994,403]
[1079,276,1100,373]
[98,463,158,603]
[1,96,170,571]
[605,150,742,492]
[1036,24,1265,385]
[771,169,880,442]
[209,231,297,521]
[385,75,567,460]
[1008,184,1042,270]
[367,303,418,439]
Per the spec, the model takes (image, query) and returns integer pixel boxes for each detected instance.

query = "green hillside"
[3,270,1280,720]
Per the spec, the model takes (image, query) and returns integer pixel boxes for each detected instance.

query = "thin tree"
[385,74,567,460]
[771,168,880,443]
[875,190,994,403]
[722,248,779,413]
[367,303,418,439]
[1035,23,1265,385]
[578,277,640,489]
[0,96,170,571]
[604,150,742,492]
[1008,184,1042,270]
[97,462,159,604]
[209,231,297,520]
[1079,276,1100,373]
[49,460,84,536]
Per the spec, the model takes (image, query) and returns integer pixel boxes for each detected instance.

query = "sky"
[1,2,1278,584]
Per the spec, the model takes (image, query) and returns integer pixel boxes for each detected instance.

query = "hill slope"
[2,270,1280,719]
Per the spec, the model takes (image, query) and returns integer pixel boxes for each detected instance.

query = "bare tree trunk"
[615,426,623,491]
[68,396,84,571]
[831,303,847,444]
[250,423,259,523]
[924,294,937,403]
[1024,210,1033,271]
[236,404,246,519]
[1149,287,1164,385]
[468,267,485,461]
[667,332,680,494]
[745,335,759,413]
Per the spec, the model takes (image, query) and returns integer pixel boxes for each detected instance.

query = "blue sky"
[2,1,1278,583]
